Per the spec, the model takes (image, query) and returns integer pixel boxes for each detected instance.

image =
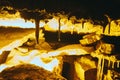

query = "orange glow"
[0,31,60,72]
[1,11,120,79]
[0,31,89,73]
[0,32,36,54]
[44,18,59,31]
[0,49,60,72]
[0,11,120,36]
[0,11,20,19]
[104,20,120,36]
[30,57,60,72]
[44,17,104,34]
[0,11,45,28]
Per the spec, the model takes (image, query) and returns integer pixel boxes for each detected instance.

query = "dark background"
[0,0,120,19]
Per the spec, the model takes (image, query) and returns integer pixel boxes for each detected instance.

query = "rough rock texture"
[80,33,102,46]
[0,64,66,80]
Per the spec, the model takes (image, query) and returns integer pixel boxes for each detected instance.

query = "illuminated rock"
[16,47,29,53]
[75,55,97,80]
[95,42,114,55]
[80,33,102,46]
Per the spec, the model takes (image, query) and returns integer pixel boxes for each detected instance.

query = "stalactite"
[35,19,40,44]
[58,18,61,42]
[80,18,85,29]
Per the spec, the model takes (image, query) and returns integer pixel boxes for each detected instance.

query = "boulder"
[0,64,66,80]
[80,33,102,46]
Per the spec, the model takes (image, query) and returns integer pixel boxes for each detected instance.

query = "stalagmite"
[117,61,120,68]
[70,26,74,34]
[97,56,102,80]
[112,61,115,69]
[108,58,111,68]
[100,58,105,80]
